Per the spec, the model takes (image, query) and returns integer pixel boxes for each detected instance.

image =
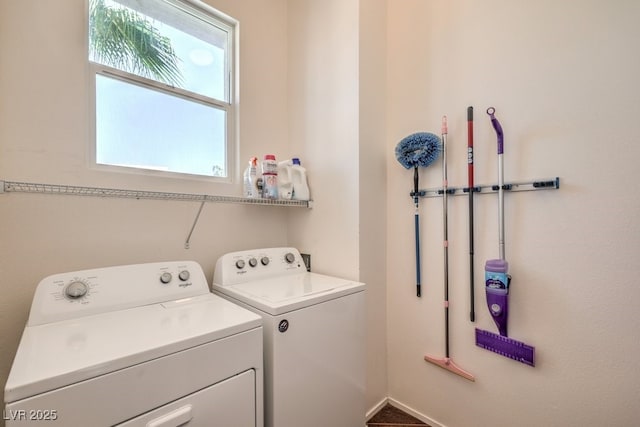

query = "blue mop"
[395,132,441,297]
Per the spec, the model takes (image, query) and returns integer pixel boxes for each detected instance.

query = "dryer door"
[116,369,256,427]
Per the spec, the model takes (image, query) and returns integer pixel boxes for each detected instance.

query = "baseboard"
[387,397,444,427]
[366,397,389,421]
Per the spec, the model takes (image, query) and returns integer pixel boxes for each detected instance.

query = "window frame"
[87,0,238,183]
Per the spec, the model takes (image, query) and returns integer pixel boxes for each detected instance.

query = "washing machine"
[4,261,263,426]
[212,247,365,427]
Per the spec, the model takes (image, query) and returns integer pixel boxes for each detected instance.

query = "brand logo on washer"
[278,319,289,333]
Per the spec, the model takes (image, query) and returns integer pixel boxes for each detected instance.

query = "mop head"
[395,132,442,169]
[424,354,475,381]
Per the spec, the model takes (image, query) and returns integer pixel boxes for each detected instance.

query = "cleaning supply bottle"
[261,154,279,199]
[485,259,510,336]
[243,157,259,198]
[291,158,310,200]
[277,159,294,200]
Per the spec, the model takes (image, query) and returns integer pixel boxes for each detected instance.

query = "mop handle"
[441,116,450,356]
[468,107,474,189]
[415,211,421,296]
[467,106,475,322]
[442,117,449,247]
[413,166,420,206]
[414,166,421,296]
[487,107,504,155]
[487,107,506,260]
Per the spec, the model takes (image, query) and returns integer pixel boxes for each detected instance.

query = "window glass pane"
[96,74,226,177]
[89,0,228,101]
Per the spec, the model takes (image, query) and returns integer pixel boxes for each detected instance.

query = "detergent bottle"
[261,154,279,199]
[277,160,294,200]
[291,158,310,200]
[243,157,259,198]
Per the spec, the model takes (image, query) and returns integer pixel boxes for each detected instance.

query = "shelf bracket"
[185,201,206,250]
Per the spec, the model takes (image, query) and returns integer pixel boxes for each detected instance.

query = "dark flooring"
[367,404,429,426]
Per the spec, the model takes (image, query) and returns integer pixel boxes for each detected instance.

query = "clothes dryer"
[5,261,263,426]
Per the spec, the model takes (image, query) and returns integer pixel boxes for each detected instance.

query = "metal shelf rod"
[1,180,312,208]
[410,177,560,199]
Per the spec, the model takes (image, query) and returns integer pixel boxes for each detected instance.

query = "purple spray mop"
[475,107,535,367]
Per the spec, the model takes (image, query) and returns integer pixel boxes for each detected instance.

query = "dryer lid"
[5,294,261,403]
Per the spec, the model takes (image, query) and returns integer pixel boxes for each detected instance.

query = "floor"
[367,404,429,426]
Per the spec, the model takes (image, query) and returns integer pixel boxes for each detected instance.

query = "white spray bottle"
[243,157,259,198]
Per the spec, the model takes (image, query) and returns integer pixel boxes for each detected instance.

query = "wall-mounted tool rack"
[1,180,312,249]
[410,177,559,199]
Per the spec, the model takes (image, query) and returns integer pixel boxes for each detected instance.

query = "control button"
[284,252,295,264]
[160,272,172,284]
[178,270,190,281]
[261,257,270,266]
[248,258,258,267]
[235,259,246,269]
[65,281,88,299]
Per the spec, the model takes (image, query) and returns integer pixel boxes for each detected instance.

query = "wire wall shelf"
[2,180,312,249]
[1,180,312,208]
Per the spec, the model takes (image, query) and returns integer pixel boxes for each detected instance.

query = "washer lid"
[4,294,261,403]
[213,272,365,315]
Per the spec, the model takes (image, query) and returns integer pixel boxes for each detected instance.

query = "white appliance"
[4,261,263,427]
[212,247,365,427]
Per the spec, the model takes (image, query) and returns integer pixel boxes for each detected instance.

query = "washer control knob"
[65,281,88,299]
[248,258,258,268]
[160,272,172,284]
[261,257,270,266]
[178,270,190,281]
[284,252,296,264]
[235,259,246,269]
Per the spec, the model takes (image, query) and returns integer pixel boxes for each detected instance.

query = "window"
[88,0,235,179]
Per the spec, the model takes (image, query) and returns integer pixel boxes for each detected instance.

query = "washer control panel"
[214,247,306,286]
[28,261,208,326]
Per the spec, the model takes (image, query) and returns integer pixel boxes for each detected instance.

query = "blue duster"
[395,132,441,169]
[395,131,441,298]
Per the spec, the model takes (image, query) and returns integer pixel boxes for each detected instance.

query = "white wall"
[359,0,389,413]
[386,1,640,426]
[286,0,360,280]
[0,0,292,417]
[286,0,390,412]
[285,0,389,412]
[5,1,637,426]
[0,1,389,423]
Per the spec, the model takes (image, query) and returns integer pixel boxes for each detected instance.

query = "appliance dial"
[178,270,190,281]
[261,257,270,266]
[65,281,88,299]
[248,258,258,267]
[160,272,172,284]
[235,259,246,269]
[284,252,296,264]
